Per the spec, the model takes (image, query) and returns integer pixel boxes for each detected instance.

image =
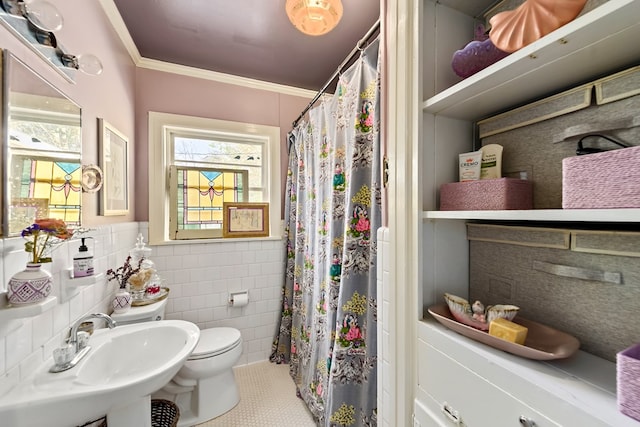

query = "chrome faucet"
[50,313,117,373]
[69,313,117,352]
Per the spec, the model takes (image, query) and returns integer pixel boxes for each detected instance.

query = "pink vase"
[112,289,132,313]
[7,263,53,305]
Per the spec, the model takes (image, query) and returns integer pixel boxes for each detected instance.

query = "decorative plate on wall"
[81,164,104,193]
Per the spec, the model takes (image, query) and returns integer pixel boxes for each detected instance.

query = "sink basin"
[0,319,200,427]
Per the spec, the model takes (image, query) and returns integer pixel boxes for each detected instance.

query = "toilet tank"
[111,298,168,325]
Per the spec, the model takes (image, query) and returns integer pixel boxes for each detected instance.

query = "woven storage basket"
[440,178,533,210]
[151,399,180,427]
[617,343,640,421]
[562,145,640,209]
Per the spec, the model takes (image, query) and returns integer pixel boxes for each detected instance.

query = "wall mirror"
[2,49,82,237]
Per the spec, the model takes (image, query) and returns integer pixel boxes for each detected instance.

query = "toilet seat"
[188,327,242,360]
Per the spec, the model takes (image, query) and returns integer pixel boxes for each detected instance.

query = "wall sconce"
[1,0,62,31]
[285,0,343,36]
[60,53,103,76]
[1,0,102,77]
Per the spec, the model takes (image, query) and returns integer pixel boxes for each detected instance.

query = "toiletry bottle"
[73,238,94,278]
[480,144,503,179]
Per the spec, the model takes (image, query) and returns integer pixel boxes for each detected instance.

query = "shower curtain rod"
[291,19,381,129]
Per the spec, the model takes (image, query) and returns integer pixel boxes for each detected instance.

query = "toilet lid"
[189,327,242,360]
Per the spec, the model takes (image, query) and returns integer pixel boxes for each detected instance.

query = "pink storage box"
[617,342,640,421]
[562,146,640,209]
[439,178,533,211]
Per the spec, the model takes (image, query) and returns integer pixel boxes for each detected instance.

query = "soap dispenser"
[73,238,94,278]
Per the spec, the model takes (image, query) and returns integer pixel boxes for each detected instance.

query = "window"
[148,112,281,244]
[8,100,82,233]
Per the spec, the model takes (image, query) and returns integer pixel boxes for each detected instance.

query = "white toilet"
[111,299,243,426]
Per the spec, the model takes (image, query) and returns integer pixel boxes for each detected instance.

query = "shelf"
[422,0,640,120]
[0,294,57,318]
[423,208,640,223]
[60,271,103,302]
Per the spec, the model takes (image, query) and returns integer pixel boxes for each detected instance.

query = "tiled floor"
[196,361,317,427]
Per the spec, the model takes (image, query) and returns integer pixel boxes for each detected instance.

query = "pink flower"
[364,115,374,127]
[346,326,361,341]
[355,217,370,232]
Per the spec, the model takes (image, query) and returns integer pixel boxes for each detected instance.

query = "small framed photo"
[99,119,129,216]
[222,202,270,238]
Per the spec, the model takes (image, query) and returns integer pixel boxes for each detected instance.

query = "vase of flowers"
[8,218,73,305]
[107,255,149,309]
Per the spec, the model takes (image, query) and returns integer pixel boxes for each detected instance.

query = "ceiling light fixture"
[285,0,343,36]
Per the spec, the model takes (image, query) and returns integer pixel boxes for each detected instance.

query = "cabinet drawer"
[418,339,558,427]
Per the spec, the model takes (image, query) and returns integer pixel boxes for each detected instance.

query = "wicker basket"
[562,146,640,209]
[439,178,533,210]
[151,399,180,427]
[618,343,640,421]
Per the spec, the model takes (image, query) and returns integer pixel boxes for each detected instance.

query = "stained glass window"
[14,157,82,225]
[169,166,248,239]
[8,97,82,235]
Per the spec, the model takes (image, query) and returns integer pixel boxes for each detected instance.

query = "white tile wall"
[0,222,138,397]
[377,226,392,427]
[0,221,286,397]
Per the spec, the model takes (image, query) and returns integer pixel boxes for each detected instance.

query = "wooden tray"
[131,287,170,307]
[427,304,580,360]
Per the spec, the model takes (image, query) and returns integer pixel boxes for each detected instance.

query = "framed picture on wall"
[222,202,269,238]
[99,118,129,216]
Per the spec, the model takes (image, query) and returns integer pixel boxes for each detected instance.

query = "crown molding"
[99,0,316,99]
[135,58,317,98]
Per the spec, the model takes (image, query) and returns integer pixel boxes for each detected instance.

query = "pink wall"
[133,68,311,221]
[1,0,136,226]
[1,1,311,226]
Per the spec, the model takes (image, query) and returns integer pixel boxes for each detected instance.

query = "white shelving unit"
[412,0,640,425]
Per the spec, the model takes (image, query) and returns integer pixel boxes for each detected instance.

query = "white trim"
[386,0,418,426]
[99,0,317,98]
[98,0,142,64]
[136,58,317,98]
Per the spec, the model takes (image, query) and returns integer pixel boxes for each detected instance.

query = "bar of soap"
[489,317,528,344]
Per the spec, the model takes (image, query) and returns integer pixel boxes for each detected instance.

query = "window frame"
[148,112,281,245]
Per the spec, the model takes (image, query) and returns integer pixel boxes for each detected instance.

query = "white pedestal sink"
[0,319,200,427]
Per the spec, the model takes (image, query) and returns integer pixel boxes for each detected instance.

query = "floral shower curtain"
[271,39,381,427]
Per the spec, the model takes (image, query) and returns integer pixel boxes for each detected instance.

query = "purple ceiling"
[112,0,380,91]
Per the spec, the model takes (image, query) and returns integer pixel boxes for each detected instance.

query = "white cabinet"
[412,0,640,424]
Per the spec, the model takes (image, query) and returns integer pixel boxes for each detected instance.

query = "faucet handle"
[76,331,90,350]
[53,344,75,367]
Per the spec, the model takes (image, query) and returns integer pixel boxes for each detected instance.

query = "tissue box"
[617,343,640,421]
[439,178,533,210]
[562,145,640,209]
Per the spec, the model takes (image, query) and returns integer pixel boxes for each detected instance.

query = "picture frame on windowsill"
[222,202,269,238]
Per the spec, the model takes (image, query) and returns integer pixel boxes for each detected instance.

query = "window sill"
[151,235,284,246]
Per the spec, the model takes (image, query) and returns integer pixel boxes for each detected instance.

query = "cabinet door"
[418,339,558,427]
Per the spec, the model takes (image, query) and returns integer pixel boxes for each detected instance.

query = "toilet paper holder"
[228,290,249,307]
